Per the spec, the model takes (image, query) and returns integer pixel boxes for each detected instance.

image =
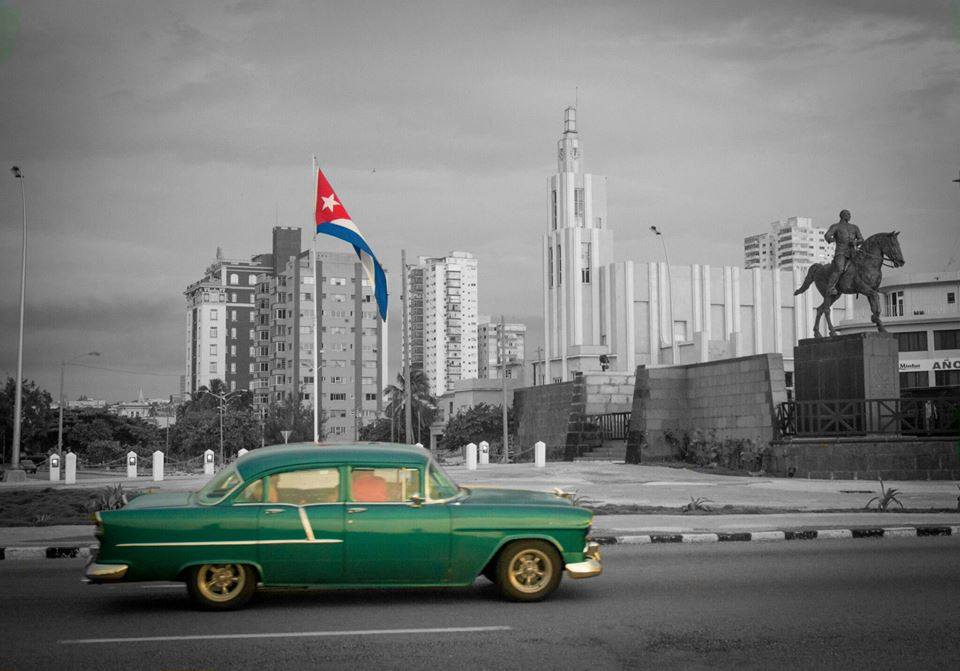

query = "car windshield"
[195,466,243,505]
[428,459,460,500]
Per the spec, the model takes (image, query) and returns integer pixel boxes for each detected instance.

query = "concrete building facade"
[405,251,478,397]
[253,249,387,441]
[478,316,526,381]
[744,217,831,271]
[835,270,960,390]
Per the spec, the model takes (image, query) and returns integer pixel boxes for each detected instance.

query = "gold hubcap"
[507,548,552,594]
[196,564,246,603]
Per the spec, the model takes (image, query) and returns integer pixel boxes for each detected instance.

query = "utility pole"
[10,166,27,471]
[401,249,413,443]
[500,315,509,463]
[58,352,100,458]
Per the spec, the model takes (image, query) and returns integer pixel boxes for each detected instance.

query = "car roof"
[234,442,432,479]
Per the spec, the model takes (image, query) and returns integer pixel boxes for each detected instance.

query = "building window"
[895,331,927,352]
[885,291,904,317]
[947,292,955,304]
[230,273,239,285]
[899,371,928,389]
[556,244,562,286]
[551,189,557,230]
[210,345,217,356]
[210,309,219,320]
[934,369,960,387]
[330,392,347,401]
[547,247,553,288]
[230,363,236,374]
[231,345,237,356]
[934,329,960,350]
[231,309,237,321]
[231,328,237,339]
[209,362,217,373]
[580,242,591,284]
[574,188,584,224]
[365,393,377,401]
[329,277,347,286]
[210,327,217,338]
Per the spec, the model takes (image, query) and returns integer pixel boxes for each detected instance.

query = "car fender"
[476,533,567,576]
[176,559,265,582]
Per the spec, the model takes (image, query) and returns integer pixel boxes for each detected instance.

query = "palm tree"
[382,370,436,444]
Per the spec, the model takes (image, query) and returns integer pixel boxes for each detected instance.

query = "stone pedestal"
[794,333,899,402]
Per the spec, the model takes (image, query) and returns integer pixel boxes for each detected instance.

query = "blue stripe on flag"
[316,222,389,321]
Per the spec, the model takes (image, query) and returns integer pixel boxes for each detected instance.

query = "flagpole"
[401,249,413,444]
[312,155,320,444]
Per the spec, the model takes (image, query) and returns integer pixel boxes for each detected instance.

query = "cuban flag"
[314,167,388,321]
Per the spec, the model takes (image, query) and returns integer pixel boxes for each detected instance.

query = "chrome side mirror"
[408,494,426,507]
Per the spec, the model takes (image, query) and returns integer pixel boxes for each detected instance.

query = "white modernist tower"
[542,107,613,383]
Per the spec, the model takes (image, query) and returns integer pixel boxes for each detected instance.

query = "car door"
[248,467,345,585]
[343,465,451,585]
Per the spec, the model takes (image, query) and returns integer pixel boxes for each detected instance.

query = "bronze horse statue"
[793,232,905,337]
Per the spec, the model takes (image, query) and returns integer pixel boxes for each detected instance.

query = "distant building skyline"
[478,316,526,382]
[744,217,831,271]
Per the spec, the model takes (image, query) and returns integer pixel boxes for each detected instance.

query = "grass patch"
[585,503,960,515]
[0,487,146,527]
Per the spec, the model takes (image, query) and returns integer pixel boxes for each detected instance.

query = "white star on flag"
[320,193,340,212]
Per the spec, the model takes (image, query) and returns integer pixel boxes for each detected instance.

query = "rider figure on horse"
[824,209,863,297]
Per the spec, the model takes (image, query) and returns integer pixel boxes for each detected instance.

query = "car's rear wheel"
[186,563,257,610]
[495,540,562,602]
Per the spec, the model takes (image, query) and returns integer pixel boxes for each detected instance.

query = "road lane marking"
[60,626,512,645]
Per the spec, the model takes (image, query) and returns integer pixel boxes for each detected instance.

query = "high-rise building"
[744,217,831,271]
[404,251,478,397]
[183,229,299,396]
[542,107,614,383]
[478,316,526,381]
[252,249,386,441]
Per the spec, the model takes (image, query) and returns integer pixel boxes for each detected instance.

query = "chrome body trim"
[115,539,343,548]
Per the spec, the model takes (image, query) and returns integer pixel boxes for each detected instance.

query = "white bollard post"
[152,450,164,482]
[203,449,215,475]
[465,443,478,471]
[415,442,423,449]
[237,448,249,457]
[126,451,138,479]
[65,451,77,484]
[49,453,61,482]
[535,441,546,468]
[478,441,490,465]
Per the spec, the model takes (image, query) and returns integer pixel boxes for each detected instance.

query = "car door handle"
[264,508,287,514]
[347,507,367,514]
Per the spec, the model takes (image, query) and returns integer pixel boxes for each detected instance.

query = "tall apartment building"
[252,248,386,441]
[183,228,299,396]
[404,252,479,397]
[478,316,526,381]
[743,217,831,271]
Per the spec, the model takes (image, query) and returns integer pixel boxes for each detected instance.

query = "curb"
[591,525,960,545]
[1,525,959,560]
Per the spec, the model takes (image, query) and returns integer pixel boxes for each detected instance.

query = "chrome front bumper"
[85,562,129,582]
[564,541,602,579]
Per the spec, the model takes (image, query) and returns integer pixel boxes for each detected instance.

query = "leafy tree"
[382,370,436,444]
[262,397,321,445]
[64,409,162,460]
[440,403,515,453]
[170,381,259,459]
[358,417,392,442]
[0,377,54,459]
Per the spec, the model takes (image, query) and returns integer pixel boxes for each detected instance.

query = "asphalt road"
[2,538,959,670]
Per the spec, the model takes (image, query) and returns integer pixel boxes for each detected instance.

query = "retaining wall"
[768,436,960,480]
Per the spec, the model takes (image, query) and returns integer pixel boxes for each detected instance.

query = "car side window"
[266,469,341,505]
[350,467,420,503]
[234,478,264,504]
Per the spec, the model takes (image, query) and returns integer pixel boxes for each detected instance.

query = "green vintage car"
[86,444,601,609]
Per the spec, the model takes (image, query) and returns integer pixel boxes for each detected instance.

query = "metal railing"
[777,397,960,437]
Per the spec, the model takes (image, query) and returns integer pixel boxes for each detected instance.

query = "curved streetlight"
[650,226,678,364]
[9,166,27,472]
[58,352,101,457]
[200,388,247,466]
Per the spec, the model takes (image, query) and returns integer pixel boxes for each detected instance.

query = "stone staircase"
[574,440,626,462]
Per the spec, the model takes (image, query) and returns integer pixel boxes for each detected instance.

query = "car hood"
[461,486,573,507]
[122,491,195,510]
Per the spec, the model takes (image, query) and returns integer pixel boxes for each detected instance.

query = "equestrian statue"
[793,209,905,338]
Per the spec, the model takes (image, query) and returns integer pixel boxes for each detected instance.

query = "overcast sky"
[1,0,958,402]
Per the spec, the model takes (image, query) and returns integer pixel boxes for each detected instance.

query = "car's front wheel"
[495,540,562,602]
[186,563,257,610]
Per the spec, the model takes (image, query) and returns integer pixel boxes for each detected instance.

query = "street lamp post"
[650,226,678,364]
[201,389,246,466]
[9,167,27,470]
[58,352,100,458]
